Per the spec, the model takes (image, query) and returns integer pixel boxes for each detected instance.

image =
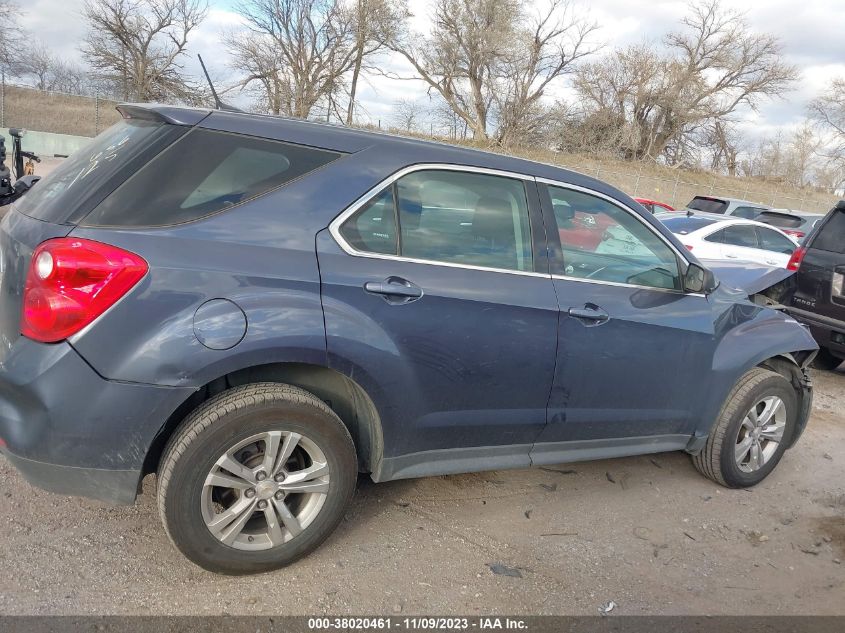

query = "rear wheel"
[692,367,797,488]
[812,347,842,371]
[157,383,357,574]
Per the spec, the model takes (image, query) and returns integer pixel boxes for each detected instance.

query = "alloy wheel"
[200,431,330,550]
[734,396,786,473]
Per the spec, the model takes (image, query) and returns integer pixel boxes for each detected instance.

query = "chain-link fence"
[550,160,840,213]
[0,82,122,137]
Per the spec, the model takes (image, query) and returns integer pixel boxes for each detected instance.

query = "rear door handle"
[568,304,609,325]
[364,277,423,303]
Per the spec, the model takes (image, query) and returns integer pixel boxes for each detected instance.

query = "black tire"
[157,382,357,575]
[812,347,842,371]
[692,367,797,488]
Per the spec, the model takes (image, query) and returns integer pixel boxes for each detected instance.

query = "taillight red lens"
[684,244,694,251]
[21,238,148,343]
[784,230,805,239]
[786,246,806,272]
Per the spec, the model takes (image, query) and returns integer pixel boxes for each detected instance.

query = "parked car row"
[635,194,826,243]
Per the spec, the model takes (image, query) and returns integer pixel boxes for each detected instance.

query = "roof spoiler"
[115,104,212,126]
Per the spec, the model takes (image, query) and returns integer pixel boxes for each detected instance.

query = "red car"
[634,198,675,213]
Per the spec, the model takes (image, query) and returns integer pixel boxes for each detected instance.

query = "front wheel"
[157,383,357,574]
[692,367,797,488]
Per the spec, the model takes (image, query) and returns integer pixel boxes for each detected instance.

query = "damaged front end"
[702,259,797,308]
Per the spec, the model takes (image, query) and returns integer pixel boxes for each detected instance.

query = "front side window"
[83,129,341,227]
[548,185,681,291]
[340,169,534,272]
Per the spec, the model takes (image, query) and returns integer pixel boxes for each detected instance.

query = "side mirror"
[684,262,717,294]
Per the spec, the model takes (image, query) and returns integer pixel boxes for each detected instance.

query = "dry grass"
[1,83,839,212]
[1,84,122,137]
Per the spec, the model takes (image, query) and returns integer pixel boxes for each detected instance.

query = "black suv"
[786,200,845,370]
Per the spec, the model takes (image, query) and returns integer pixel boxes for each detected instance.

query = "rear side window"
[756,227,796,254]
[812,211,845,254]
[339,189,397,255]
[339,169,534,272]
[82,129,341,227]
[716,224,759,248]
[686,196,727,214]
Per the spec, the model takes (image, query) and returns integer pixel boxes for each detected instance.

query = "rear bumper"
[785,306,845,357]
[0,338,194,504]
[0,449,140,504]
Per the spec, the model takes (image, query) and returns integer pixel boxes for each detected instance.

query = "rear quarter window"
[81,129,341,227]
[811,211,845,254]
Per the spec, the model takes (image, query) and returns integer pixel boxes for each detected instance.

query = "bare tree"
[574,0,796,162]
[390,98,422,131]
[82,0,208,102]
[384,0,594,143]
[809,77,845,187]
[493,0,598,145]
[345,0,405,124]
[0,0,27,77]
[230,0,360,119]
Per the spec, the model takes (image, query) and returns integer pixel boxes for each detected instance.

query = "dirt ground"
[0,368,843,616]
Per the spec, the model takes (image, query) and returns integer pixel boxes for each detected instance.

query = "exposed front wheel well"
[142,363,383,479]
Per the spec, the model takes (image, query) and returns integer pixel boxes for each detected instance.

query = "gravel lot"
[0,368,843,616]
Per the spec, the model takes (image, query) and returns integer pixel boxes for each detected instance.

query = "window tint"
[15,119,185,224]
[339,188,398,255]
[83,129,341,226]
[687,196,727,214]
[755,227,796,254]
[548,186,681,291]
[812,210,845,254]
[732,206,765,219]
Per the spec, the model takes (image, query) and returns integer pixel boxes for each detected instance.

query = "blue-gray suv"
[0,105,818,574]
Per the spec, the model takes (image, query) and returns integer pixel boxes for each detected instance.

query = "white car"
[656,212,799,268]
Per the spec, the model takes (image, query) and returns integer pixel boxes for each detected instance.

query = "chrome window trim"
[536,177,692,266]
[328,163,546,278]
[537,177,701,293]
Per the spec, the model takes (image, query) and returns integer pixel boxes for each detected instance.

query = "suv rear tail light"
[783,229,805,239]
[22,238,148,343]
[786,246,806,272]
[684,244,694,251]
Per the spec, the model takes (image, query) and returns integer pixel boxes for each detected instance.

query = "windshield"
[14,119,185,224]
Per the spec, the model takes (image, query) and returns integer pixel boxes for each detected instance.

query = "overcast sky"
[17,0,845,140]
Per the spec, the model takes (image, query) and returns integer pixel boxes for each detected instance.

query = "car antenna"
[198,54,244,113]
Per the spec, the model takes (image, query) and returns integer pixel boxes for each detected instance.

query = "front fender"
[691,290,817,447]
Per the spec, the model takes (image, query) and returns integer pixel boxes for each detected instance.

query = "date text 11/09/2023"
[307,618,529,630]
